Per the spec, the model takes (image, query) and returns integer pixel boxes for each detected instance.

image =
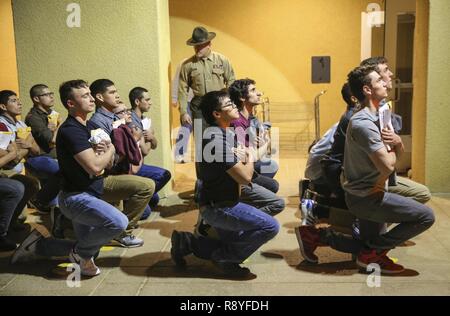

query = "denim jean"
[174,103,192,157]
[0,178,24,236]
[102,174,154,232]
[136,164,171,207]
[25,156,60,206]
[346,191,435,250]
[8,174,39,225]
[58,191,128,258]
[252,173,279,193]
[240,183,285,216]
[199,202,279,263]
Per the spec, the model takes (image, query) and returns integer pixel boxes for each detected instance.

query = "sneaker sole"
[356,259,405,274]
[109,240,144,248]
[294,227,318,264]
[10,230,43,264]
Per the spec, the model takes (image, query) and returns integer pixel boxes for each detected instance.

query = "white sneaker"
[10,229,43,264]
[69,249,101,277]
[300,199,318,226]
[174,155,186,164]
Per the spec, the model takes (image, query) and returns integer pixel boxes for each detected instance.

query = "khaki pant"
[388,176,431,204]
[102,175,155,232]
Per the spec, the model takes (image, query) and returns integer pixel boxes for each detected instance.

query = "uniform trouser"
[102,175,154,234]
[388,176,431,204]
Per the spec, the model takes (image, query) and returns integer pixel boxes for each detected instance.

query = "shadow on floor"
[104,252,257,281]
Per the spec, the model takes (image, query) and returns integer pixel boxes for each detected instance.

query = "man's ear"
[66,99,75,109]
[32,96,40,104]
[0,104,6,111]
[134,98,140,108]
[362,85,372,97]
[95,93,104,103]
[212,110,221,120]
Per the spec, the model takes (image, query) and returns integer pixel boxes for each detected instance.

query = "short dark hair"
[228,78,256,110]
[360,56,388,71]
[129,87,148,109]
[341,82,354,107]
[347,65,378,103]
[201,90,230,125]
[89,79,115,102]
[59,80,89,109]
[0,90,17,107]
[29,84,49,100]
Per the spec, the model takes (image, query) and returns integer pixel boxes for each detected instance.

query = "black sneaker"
[28,199,51,214]
[50,207,65,239]
[213,261,251,278]
[171,230,192,267]
[0,236,17,252]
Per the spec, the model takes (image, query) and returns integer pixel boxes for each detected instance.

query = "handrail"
[314,90,327,141]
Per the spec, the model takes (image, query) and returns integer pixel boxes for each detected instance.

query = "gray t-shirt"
[342,107,386,196]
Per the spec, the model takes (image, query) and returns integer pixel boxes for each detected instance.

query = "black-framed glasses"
[220,102,237,110]
[38,92,54,97]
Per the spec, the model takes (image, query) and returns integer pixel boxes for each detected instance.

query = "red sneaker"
[356,249,405,274]
[294,226,324,263]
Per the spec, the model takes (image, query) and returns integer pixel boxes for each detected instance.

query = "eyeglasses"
[115,109,130,115]
[220,102,237,110]
[38,92,54,98]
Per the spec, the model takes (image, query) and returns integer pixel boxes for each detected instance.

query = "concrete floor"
[1,155,450,296]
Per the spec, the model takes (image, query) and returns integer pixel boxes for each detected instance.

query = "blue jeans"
[199,202,279,263]
[25,156,60,206]
[58,191,128,258]
[240,183,285,216]
[0,178,24,236]
[174,103,192,157]
[137,164,171,207]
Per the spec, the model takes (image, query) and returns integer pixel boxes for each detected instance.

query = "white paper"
[141,117,151,130]
[112,118,126,129]
[0,132,13,150]
[379,101,393,150]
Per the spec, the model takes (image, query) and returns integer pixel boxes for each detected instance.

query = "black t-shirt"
[198,127,239,206]
[56,115,104,197]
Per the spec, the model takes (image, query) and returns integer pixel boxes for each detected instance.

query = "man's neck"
[3,113,17,123]
[366,98,383,113]
[70,110,88,125]
[35,103,50,114]
[242,103,255,119]
[100,105,113,113]
[134,107,143,118]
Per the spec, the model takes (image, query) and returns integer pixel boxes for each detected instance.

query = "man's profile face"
[36,87,55,108]
[194,41,211,58]
[138,92,152,112]
[367,71,388,102]
[101,85,121,109]
[245,84,262,106]
[377,63,393,90]
[70,86,95,113]
[2,95,22,117]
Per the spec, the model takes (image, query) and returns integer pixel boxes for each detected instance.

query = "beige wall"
[12,0,173,195]
[425,0,450,192]
[169,0,383,135]
[0,0,19,91]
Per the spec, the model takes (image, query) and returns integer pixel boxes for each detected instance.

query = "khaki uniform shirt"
[178,51,235,115]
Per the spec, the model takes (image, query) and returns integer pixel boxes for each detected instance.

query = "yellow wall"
[0,0,19,91]
[169,0,383,135]
[12,0,173,195]
[412,0,429,184]
[425,0,450,192]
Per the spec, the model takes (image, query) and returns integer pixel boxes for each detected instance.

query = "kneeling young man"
[171,90,279,277]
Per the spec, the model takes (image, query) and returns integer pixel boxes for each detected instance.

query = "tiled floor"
[1,152,449,296]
